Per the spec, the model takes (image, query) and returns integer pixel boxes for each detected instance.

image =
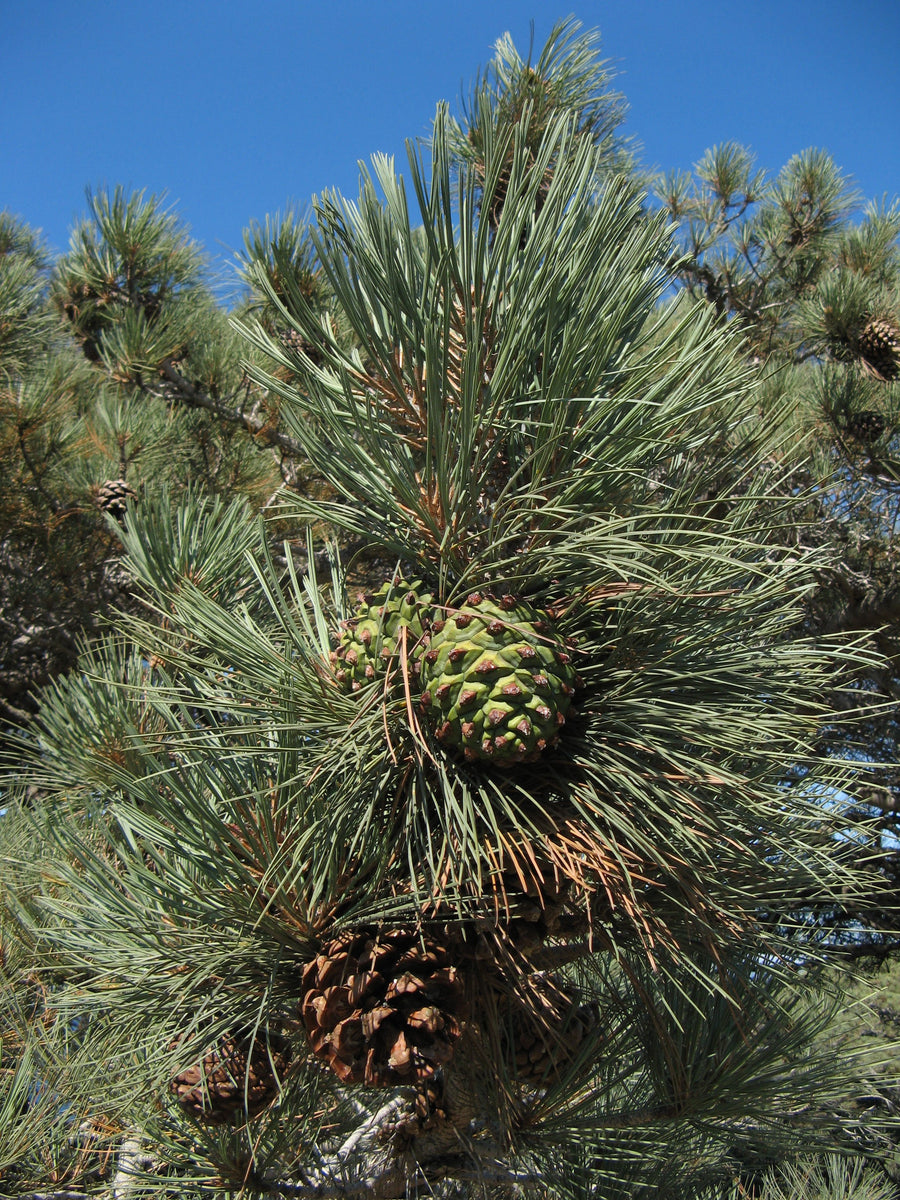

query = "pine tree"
[2,21,896,1200]
[0,192,287,726]
[7,18,900,1200]
[657,144,900,952]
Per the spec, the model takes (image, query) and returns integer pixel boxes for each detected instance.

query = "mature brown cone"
[94,478,137,523]
[845,409,886,444]
[299,929,467,1086]
[495,869,579,957]
[504,974,599,1087]
[170,1031,292,1124]
[857,317,900,382]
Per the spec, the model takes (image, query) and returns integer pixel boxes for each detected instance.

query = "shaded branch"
[151,360,308,464]
[20,1193,95,1200]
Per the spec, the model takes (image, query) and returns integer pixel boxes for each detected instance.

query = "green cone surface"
[331,579,432,692]
[420,592,578,765]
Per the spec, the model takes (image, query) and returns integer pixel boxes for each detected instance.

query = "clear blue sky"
[3,1,898,294]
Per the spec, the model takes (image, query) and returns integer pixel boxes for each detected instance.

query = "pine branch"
[335,1096,412,1162]
[0,692,35,726]
[18,1193,95,1200]
[256,1159,541,1200]
[150,359,307,465]
[108,1134,162,1200]
[14,416,65,515]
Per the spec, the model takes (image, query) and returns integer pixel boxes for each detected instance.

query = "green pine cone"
[419,592,578,765]
[331,579,433,692]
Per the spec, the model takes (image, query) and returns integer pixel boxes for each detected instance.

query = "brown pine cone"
[299,929,467,1086]
[857,317,900,382]
[504,974,599,1088]
[845,409,886,443]
[379,1077,449,1146]
[170,1030,292,1124]
[94,479,137,523]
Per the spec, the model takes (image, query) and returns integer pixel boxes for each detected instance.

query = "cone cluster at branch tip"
[332,581,580,766]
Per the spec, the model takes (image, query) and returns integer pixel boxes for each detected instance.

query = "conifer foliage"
[0,192,282,727]
[1,20,895,1200]
[658,141,900,944]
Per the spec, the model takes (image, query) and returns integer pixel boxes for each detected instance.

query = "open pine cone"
[300,929,467,1086]
[856,317,900,382]
[94,478,137,523]
[497,869,577,956]
[170,1030,292,1124]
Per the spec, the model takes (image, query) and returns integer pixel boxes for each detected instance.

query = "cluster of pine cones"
[168,577,590,1126]
[170,940,595,1125]
[330,579,581,767]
